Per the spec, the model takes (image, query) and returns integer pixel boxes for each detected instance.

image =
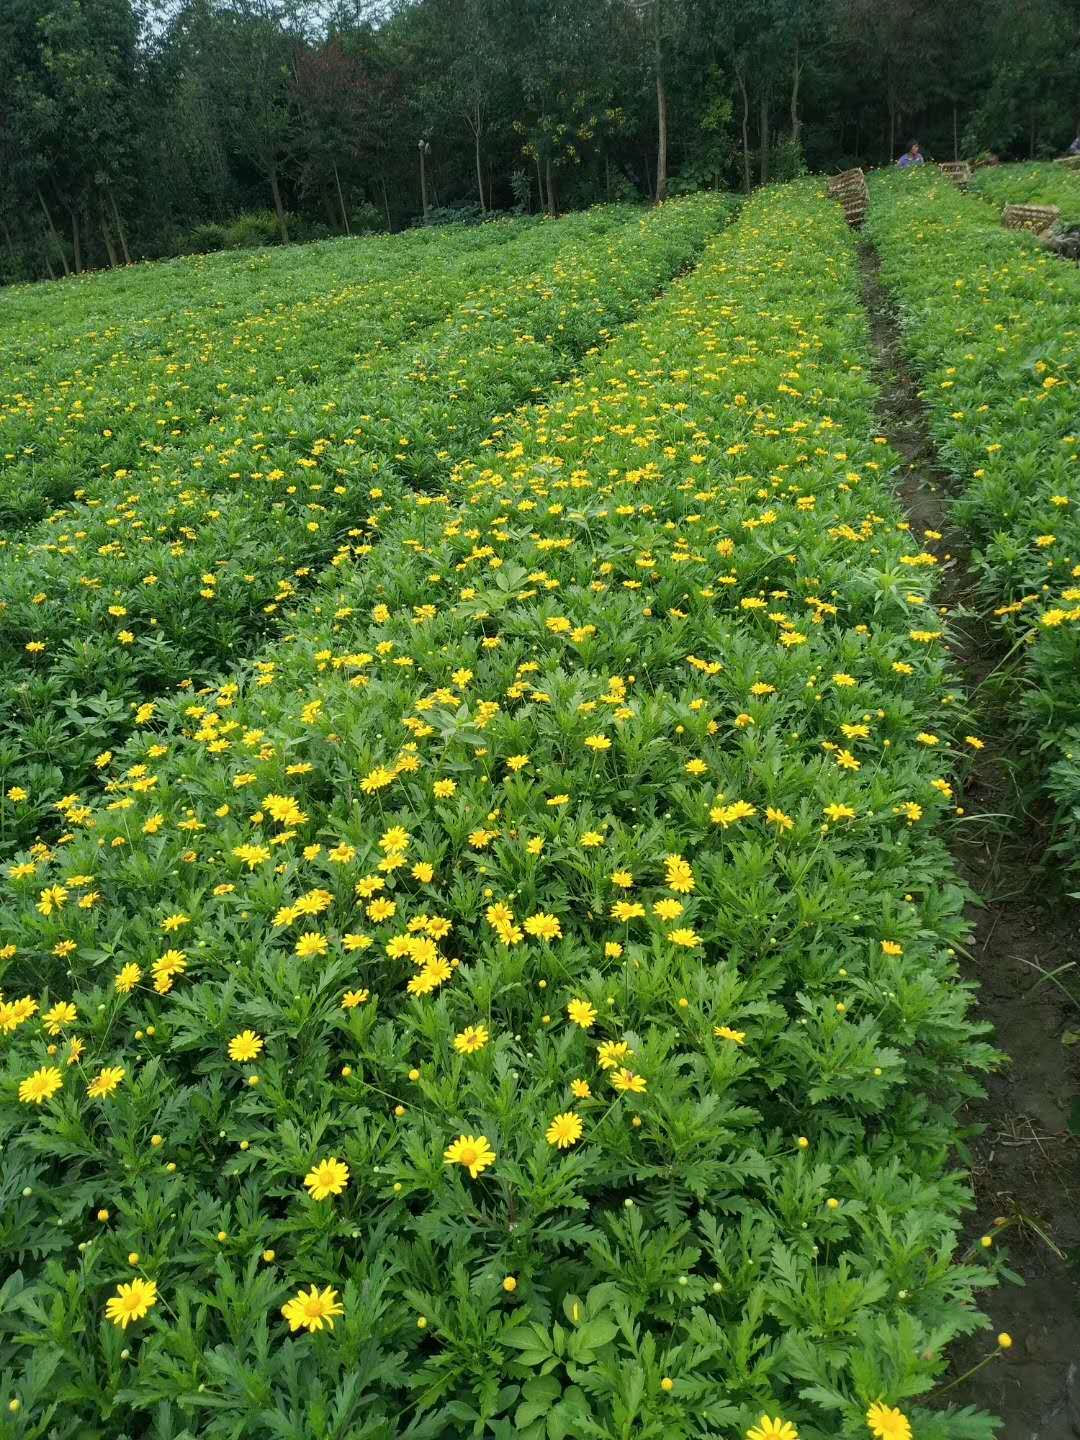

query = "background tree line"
[2,0,1079,283]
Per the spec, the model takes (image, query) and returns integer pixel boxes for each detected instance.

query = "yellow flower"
[746,1417,798,1440]
[295,932,329,957]
[341,989,369,1008]
[42,1001,77,1035]
[105,1278,158,1329]
[443,1134,496,1178]
[584,734,611,751]
[303,1157,350,1201]
[281,1284,344,1333]
[545,1112,584,1148]
[667,927,700,948]
[611,900,645,922]
[823,803,856,822]
[87,1066,125,1099]
[567,999,597,1029]
[18,1066,63,1105]
[570,1079,591,1098]
[866,1402,912,1440]
[611,1068,646,1094]
[454,1024,490,1054]
[524,912,562,941]
[597,1040,632,1070]
[713,1025,746,1045]
[664,854,695,893]
[227,1030,264,1062]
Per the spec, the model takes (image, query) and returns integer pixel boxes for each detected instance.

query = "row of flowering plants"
[0,180,1004,1438]
[0,219,484,397]
[968,161,1080,219]
[0,197,728,856]
[868,170,1080,879]
[0,217,537,530]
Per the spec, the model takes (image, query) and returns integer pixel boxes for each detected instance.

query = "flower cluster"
[0,183,1002,1438]
[0,196,725,853]
[870,168,1080,875]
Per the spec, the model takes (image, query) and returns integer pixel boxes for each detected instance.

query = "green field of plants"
[869,170,1080,877]
[969,160,1080,218]
[0,182,1068,1440]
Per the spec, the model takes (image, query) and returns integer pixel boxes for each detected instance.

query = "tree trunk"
[106,183,131,264]
[70,208,82,273]
[737,71,751,193]
[760,88,770,184]
[534,152,545,213]
[952,103,959,161]
[98,193,119,268]
[545,157,557,215]
[38,188,69,275]
[419,146,429,221]
[653,6,668,202]
[269,168,289,243]
[380,176,391,231]
[472,107,486,212]
[790,40,802,143]
[605,155,611,201]
[333,162,350,234]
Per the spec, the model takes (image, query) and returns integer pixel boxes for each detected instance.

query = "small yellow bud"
[502,1276,517,1293]
[262,1250,276,1262]
[998,1332,1013,1349]
[660,1377,674,1392]
[128,1252,139,1265]
[417,1315,427,1329]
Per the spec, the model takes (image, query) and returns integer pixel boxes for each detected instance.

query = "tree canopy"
[2,0,1079,280]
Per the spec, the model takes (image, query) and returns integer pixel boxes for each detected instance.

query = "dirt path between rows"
[857,241,1080,1439]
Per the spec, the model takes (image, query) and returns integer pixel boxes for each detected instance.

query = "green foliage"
[0,197,727,855]
[869,168,1080,878]
[223,212,291,250]
[0,182,1004,1437]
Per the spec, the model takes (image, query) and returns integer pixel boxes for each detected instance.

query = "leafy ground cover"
[0,182,1005,1439]
[968,162,1080,219]
[868,170,1080,879]
[0,197,727,855]
[0,218,537,530]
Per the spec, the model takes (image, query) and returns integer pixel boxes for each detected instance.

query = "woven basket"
[827,169,869,227]
[1002,203,1061,236]
[938,161,972,186]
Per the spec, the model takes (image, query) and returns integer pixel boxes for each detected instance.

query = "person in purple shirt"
[897,140,925,168]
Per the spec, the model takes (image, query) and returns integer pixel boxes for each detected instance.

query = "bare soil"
[857,242,1080,1439]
